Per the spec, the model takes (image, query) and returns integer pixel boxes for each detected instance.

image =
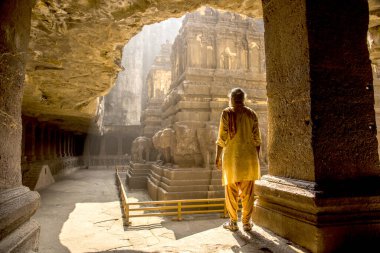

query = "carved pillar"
[63,132,68,157]
[100,136,106,156]
[25,120,36,162]
[60,131,65,157]
[45,126,51,160]
[67,133,71,157]
[0,1,40,252]
[254,1,380,252]
[215,36,220,69]
[35,124,43,160]
[72,135,76,156]
[61,132,65,157]
[52,128,57,159]
[368,0,380,158]
[57,130,62,158]
[21,118,26,162]
[117,136,123,156]
[40,123,47,160]
[69,133,74,156]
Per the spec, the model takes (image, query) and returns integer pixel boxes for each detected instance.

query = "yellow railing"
[115,167,230,226]
[115,167,131,225]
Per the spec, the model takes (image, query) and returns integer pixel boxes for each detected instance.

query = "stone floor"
[32,168,309,253]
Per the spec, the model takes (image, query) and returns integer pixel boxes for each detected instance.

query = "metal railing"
[115,167,229,226]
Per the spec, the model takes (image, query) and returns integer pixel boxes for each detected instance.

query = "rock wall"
[23,1,262,133]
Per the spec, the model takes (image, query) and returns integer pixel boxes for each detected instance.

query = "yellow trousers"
[225,180,254,224]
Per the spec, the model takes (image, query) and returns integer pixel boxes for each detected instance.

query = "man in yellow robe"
[215,88,261,232]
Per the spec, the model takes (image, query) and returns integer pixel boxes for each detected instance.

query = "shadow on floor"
[160,214,224,240]
[33,168,121,253]
[231,228,310,253]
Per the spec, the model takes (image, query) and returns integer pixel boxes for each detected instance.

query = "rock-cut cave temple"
[2,1,380,253]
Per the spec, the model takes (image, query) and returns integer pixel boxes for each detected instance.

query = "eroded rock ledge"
[23,0,262,133]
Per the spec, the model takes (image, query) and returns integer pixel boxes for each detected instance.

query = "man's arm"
[215,144,223,170]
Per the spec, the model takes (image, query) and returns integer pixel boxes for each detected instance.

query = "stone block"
[253,176,380,252]
[175,101,210,110]
[147,165,224,201]
[174,111,210,122]
[147,178,159,201]
[126,163,152,189]
[0,187,40,244]
[0,219,40,253]
[159,181,209,192]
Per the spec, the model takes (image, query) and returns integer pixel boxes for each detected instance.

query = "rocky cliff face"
[22,0,262,133]
[103,18,182,126]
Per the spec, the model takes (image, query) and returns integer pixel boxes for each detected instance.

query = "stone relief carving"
[131,136,152,162]
[152,124,217,168]
[220,47,237,70]
[197,124,218,169]
[152,128,175,163]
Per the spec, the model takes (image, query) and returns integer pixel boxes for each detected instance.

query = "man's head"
[228,88,246,107]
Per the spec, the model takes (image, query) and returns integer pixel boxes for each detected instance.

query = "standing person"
[215,88,261,232]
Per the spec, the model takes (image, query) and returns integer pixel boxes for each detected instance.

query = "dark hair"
[228,88,246,105]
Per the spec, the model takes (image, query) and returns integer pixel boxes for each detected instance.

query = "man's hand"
[215,156,222,170]
[215,145,223,170]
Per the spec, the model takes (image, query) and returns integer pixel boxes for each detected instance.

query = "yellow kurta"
[216,106,261,186]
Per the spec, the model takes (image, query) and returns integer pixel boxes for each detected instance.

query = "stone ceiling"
[22,0,262,133]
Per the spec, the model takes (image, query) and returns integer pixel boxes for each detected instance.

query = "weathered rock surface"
[23,0,262,132]
[104,20,181,126]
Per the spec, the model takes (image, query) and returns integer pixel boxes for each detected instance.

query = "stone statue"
[173,123,203,167]
[197,124,218,169]
[152,130,163,161]
[131,136,152,162]
[152,128,175,163]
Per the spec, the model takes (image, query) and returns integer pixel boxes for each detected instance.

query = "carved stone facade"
[21,116,87,191]
[141,42,173,137]
[145,7,267,200]
[83,125,139,169]
[162,7,267,169]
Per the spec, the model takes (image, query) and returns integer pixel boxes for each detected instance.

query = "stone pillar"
[84,135,91,166]
[0,1,40,252]
[45,126,52,160]
[21,118,26,162]
[70,133,74,156]
[253,1,380,252]
[67,133,71,157]
[60,131,65,157]
[57,130,62,158]
[100,136,106,156]
[368,0,380,158]
[72,135,76,156]
[52,128,57,159]
[117,136,123,156]
[25,120,36,162]
[34,125,41,160]
[64,132,68,157]
[35,123,46,161]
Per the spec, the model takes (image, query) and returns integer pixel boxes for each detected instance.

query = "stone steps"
[147,164,224,201]
[126,162,153,189]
